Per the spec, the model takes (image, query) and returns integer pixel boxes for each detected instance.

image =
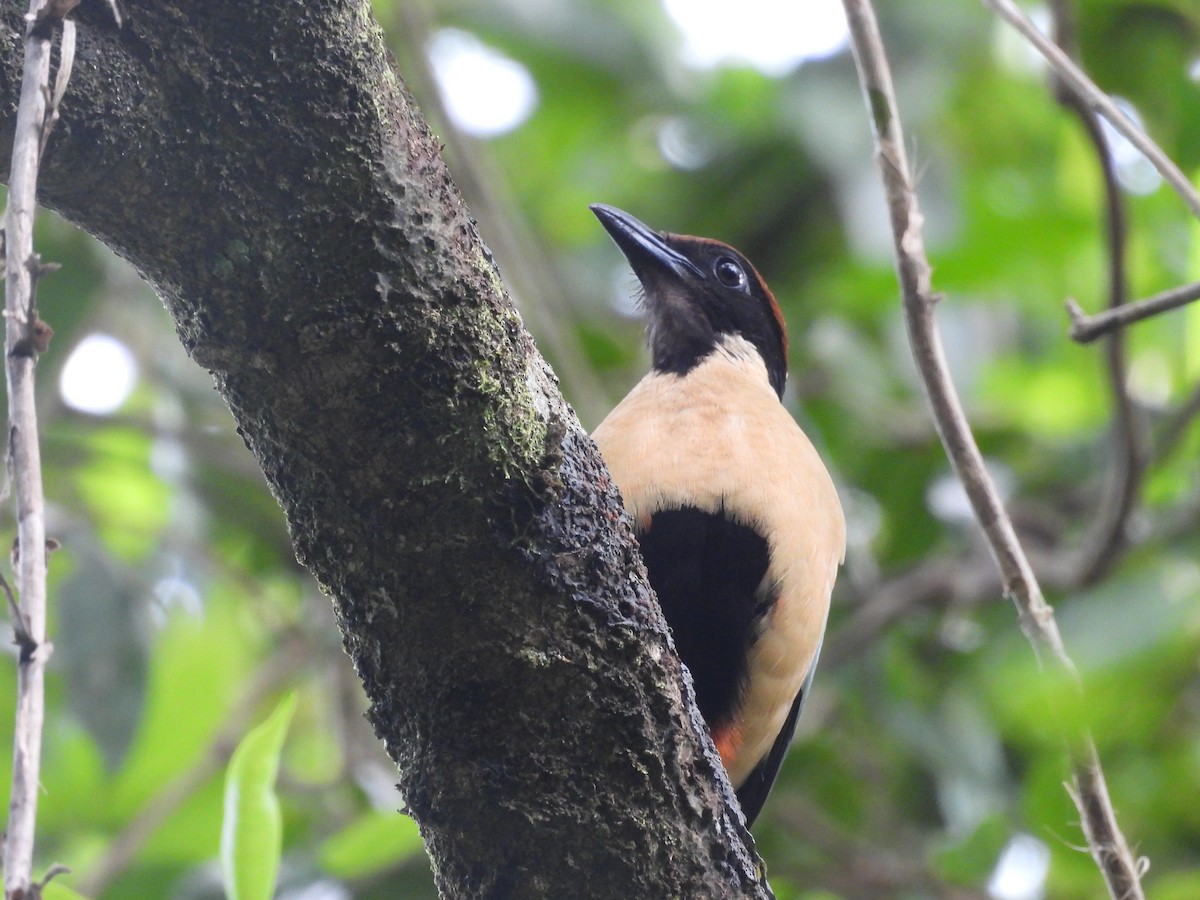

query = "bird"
[589,203,845,827]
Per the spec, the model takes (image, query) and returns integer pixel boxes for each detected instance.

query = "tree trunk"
[0,1,771,895]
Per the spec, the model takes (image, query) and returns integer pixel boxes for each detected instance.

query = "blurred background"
[5,0,1200,897]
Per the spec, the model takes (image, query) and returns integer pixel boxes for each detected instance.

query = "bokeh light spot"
[427,28,538,138]
[60,333,138,415]
[663,0,848,75]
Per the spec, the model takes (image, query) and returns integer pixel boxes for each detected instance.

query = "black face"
[591,204,788,397]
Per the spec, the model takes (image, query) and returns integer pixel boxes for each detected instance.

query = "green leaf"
[1151,868,1200,900]
[112,596,257,817]
[220,692,297,900]
[319,810,424,880]
[71,425,172,562]
[42,881,91,900]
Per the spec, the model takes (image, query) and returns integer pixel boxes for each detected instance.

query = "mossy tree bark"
[0,1,770,895]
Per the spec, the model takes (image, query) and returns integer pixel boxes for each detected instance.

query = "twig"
[1067,282,1200,343]
[983,0,1200,221]
[38,16,74,152]
[1048,0,1144,589]
[3,3,56,895]
[838,2,1145,898]
[0,569,33,655]
[2,2,76,895]
[34,863,70,891]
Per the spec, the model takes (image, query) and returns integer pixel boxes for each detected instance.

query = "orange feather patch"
[711,721,745,775]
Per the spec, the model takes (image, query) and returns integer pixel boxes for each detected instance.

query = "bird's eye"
[714,257,746,289]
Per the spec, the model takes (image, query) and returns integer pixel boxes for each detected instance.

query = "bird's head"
[591,203,788,397]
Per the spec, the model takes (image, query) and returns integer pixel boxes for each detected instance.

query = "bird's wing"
[636,504,772,738]
[733,638,822,828]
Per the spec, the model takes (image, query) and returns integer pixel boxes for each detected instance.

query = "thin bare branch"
[0,568,32,654]
[39,17,74,150]
[839,2,1144,897]
[1067,282,1200,343]
[1048,0,1144,589]
[984,0,1200,221]
[3,2,70,894]
[33,863,70,890]
[100,0,120,28]
[3,8,53,898]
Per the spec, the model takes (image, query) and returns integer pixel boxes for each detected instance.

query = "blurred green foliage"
[221,694,296,900]
[0,0,1196,897]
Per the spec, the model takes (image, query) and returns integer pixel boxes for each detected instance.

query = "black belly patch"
[636,505,773,730]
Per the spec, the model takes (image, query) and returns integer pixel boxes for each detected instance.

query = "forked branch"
[838,1,1145,897]
[1047,0,1145,589]
[1067,283,1200,343]
[984,0,1200,221]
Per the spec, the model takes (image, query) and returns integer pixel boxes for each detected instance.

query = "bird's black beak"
[590,204,705,284]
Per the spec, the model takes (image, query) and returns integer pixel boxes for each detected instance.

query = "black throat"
[650,327,786,398]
